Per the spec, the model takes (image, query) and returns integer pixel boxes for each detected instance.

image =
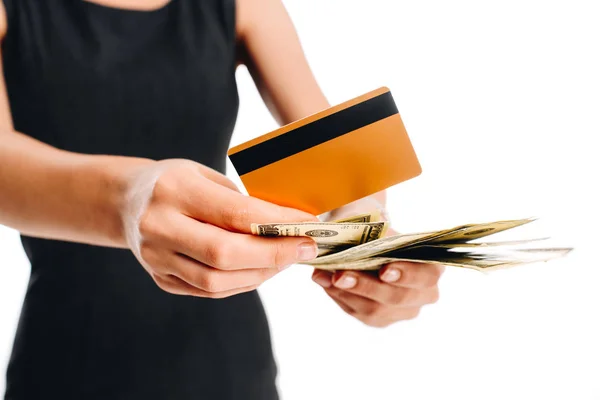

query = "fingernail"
[334,274,357,289]
[312,272,332,288]
[297,242,318,261]
[381,267,401,283]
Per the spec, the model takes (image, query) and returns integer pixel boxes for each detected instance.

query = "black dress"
[1,0,279,398]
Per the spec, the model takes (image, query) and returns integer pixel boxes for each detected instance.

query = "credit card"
[228,87,422,215]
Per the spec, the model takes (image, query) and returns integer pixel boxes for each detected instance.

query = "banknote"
[426,218,536,244]
[251,220,388,256]
[315,210,385,255]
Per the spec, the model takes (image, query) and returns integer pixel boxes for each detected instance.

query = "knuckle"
[152,274,176,294]
[388,289,410,306]
[176,266,199,287]
[196,272,223,293]
[364,302,383,317]
[204,242,233,269]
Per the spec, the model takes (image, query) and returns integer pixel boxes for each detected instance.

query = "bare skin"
[0,0,442,325]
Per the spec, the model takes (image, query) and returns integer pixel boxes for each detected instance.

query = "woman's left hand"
[312,207,445,327]
[312,261,444,327]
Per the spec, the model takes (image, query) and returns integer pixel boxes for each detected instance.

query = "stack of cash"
[251,211,573,272]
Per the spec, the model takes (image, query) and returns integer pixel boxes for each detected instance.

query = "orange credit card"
[227,87,422,215]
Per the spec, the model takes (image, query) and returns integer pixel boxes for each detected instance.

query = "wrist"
[80,155,155,247]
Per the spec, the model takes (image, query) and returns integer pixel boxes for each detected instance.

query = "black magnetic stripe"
[229,91,398,175]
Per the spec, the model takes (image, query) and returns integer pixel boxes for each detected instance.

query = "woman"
[0,0,443,398]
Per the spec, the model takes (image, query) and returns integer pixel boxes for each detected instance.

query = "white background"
[2,0,599,399]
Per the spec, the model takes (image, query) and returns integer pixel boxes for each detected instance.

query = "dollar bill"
[251,221,389,256]
[426,218,536,244]
[251,211,381,238]
[316,210,384,255]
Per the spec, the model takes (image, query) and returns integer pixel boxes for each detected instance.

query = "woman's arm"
[0,4,151,247]
[237,0,388,218]
[0,3,318,299]
[236,0,329,124]
[0,128,152,248]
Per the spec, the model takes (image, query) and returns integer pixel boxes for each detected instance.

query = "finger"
[329,294,357,315]
[378,262,445,288]
[364,307,421,327]
[180,176,318,233]
[386,306,422,322]
[170,252,281,291]
[331,271,439,307]
[325,287,423,325]
[146,213,318,270]
[194,164,240,192]
[311,269,333,288]
[324,286,380,315]
[154,273,260,299]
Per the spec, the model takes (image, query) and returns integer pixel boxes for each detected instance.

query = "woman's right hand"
[120,159,319,298]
